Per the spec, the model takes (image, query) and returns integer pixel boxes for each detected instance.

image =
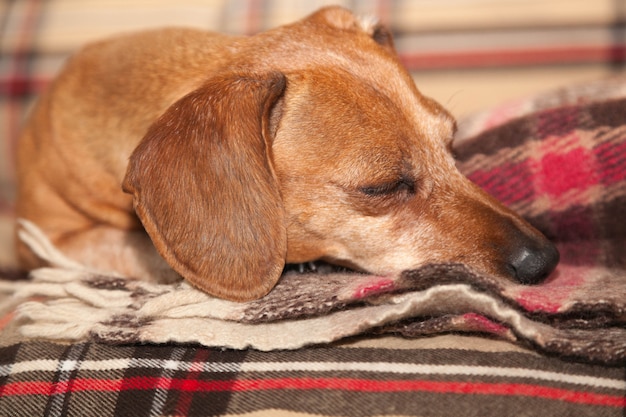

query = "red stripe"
[243,0,264,36]
[174,349,212,414]
[3,377,624,408]
[399,45,626,70]
[0,76,50,97]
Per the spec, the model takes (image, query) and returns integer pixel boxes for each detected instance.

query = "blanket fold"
[3,90,626,365]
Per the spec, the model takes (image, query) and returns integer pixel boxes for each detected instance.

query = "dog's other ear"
[369,22,396,53]
[123,73,287,302]
[310,6,397,54]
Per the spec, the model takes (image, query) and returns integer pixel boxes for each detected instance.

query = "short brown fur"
[16,7,558,301]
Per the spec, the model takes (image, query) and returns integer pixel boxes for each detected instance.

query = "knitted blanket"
[5,95,626,365]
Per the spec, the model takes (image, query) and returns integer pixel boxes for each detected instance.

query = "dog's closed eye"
[360,176,416,197]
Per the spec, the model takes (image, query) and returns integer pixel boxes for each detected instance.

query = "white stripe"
[240,362,626,390]
[3,359,622,390]
[10,359,59,374]
[147,347,186,417]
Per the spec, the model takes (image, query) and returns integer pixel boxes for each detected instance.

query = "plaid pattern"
[456,97,626,269]
[2,3,626,416]
[1,341,625,417]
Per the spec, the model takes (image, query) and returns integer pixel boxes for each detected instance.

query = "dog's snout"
[506,238,559,285]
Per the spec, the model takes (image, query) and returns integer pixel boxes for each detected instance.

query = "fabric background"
[2,0,626,243]
[1,1,626,416]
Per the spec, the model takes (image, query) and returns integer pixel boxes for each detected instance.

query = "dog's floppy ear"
[123,72,287,302]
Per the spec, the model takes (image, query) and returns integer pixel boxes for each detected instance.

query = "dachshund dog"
[16,6,559,301]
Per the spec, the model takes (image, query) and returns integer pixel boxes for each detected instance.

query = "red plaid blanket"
[458,97,626,315]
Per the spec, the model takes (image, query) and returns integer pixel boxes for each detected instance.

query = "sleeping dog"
[15,6,559,301]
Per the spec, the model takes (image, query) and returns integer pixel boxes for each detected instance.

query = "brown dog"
[15,6,558,301]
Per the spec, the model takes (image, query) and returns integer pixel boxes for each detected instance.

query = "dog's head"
[123,7,559,301]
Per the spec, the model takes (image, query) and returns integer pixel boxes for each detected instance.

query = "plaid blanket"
[3,94,626,368]
[1,341,624,417]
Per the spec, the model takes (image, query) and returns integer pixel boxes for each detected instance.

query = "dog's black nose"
[508,240,559,285]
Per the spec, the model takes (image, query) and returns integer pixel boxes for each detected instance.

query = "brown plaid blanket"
[1,341,624,417]
[4,94,626,367]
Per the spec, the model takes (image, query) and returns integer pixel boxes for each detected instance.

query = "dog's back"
[16,28,235,267]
